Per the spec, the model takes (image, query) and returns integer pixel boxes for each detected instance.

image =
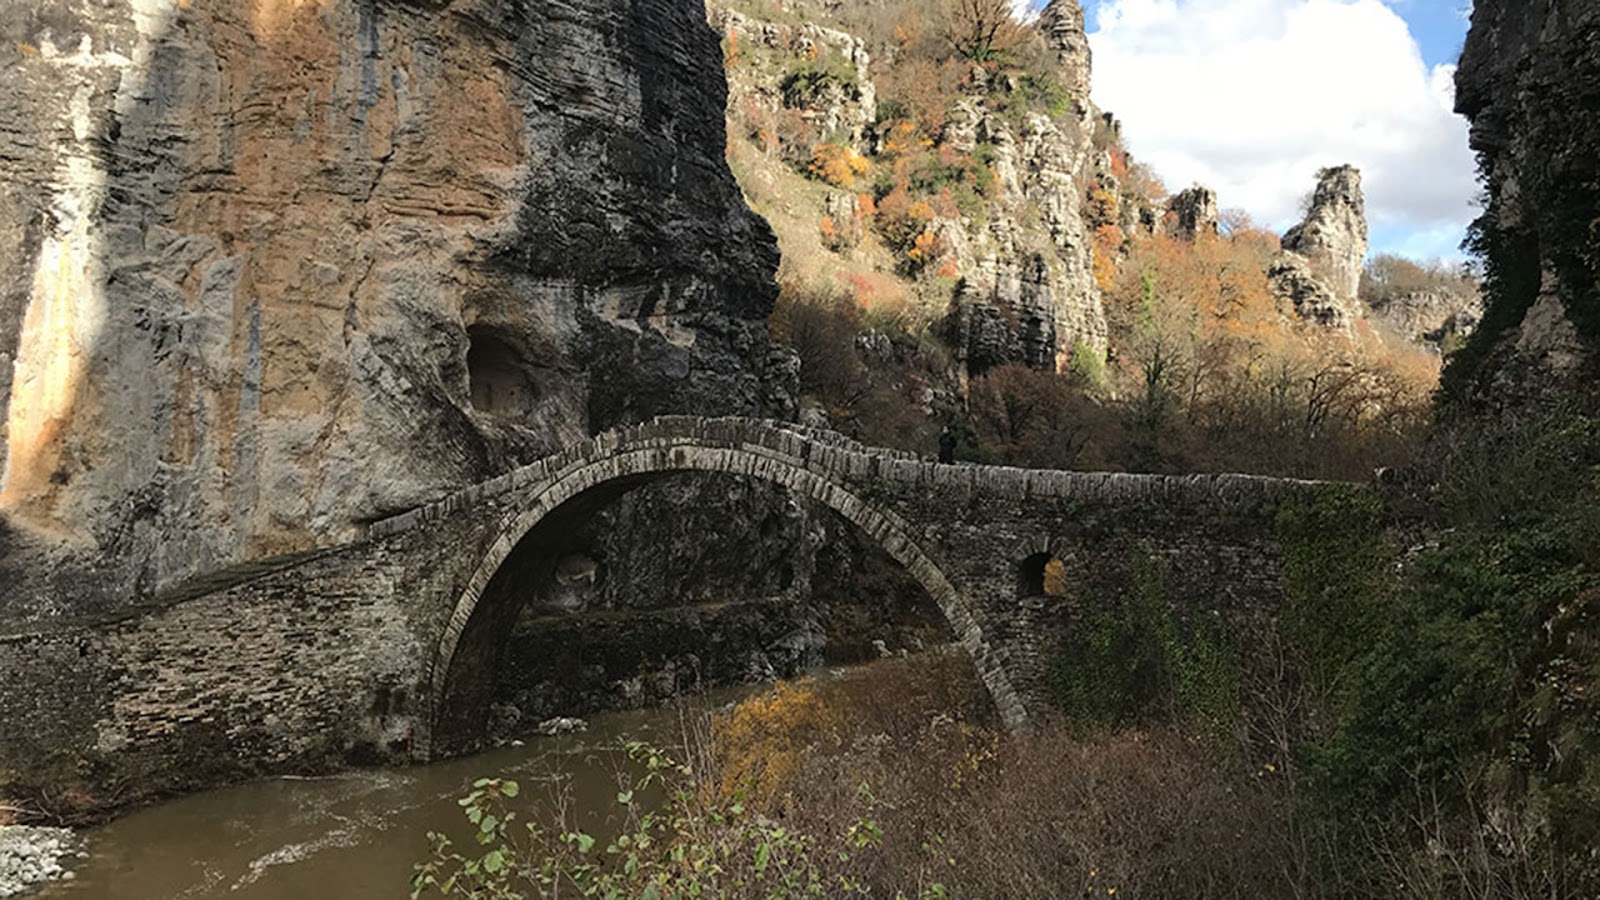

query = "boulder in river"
[535,717,588,737]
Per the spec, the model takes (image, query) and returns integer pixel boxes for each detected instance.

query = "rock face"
[1447,0,1600,408]
[572,475,821,614]
[1283,165,1367,301]
[931,7,1110,375]
[945,104,1108,376]
[1366,286,1483,350]
[0,0,785,614]
[714,0,1108,380]
[1039,0,1092,99]
[1270,165,1367,331]
[494,594,823,725]
[717,10,877,148]
[1268,252,1350,329]
[1168,185,1219,241]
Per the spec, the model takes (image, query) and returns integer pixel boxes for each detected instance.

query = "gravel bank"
[0,827,75,897]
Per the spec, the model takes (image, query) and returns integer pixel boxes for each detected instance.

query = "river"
[36,699,729,900]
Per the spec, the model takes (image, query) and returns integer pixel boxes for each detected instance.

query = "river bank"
[0,827,76,898]
[23,658,921,900]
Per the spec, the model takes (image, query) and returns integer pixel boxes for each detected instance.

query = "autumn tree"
[942,0,1026,62]
[1359,253,1478,309]
[969,365,1110,469]
[1103,230,1434,477]
[770,282,868,405]
[808,142,872,189]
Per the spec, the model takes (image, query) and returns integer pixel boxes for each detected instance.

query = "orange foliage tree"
[809,142,872,189]
[1102,230,1435,477]
[1093,224,1124,292]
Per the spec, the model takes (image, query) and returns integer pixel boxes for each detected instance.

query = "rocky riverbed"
[0,827,76,897]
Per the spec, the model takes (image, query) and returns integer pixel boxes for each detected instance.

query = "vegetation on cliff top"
[718,0,1449,481]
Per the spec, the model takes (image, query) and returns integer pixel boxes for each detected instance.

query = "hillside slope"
[709,0,1473,479]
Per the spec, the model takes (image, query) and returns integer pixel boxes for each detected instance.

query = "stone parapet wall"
[372,416,1320,540]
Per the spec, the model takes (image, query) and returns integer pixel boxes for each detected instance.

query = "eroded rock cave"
[466,328,538,418]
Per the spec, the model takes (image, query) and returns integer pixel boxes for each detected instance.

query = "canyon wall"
[1448,0,1600,408]
[0,0,785,617]
[715,0,1113,379]
[1269,165,1367,332]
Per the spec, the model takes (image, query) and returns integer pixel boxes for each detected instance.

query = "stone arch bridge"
[0,417,1334,805]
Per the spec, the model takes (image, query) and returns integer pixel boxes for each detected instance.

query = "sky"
[1013,0,1478,263]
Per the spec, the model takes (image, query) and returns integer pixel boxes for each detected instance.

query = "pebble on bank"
[0,827,76,898]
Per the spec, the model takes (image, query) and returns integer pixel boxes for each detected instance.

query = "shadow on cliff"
[0,0,191,621]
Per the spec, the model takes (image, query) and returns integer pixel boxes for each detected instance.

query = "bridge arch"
[420,433,1028,757]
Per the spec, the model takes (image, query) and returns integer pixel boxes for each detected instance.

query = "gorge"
[1,0,1597,896]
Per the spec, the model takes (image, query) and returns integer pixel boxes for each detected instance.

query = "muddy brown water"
[36,699,731,900]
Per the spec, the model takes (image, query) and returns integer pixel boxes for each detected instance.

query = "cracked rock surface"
[0,0,785,617]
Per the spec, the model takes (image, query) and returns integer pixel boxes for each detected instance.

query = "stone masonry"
[0,416,1341,816]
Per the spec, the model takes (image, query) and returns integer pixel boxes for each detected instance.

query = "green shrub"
[412,742,926,900]
[780,51,861,107]
[996,73,1072,128]
[1280,413,1600,894]
[1067,340,1106,388]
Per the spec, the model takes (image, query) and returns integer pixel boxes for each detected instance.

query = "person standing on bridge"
[938,425,957,464]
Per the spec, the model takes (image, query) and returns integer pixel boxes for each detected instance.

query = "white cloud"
[1010,0,1044,22]
[1088,0,1478,260]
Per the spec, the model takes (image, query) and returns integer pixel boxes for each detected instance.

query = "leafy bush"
[713,681,840,808]
[1067,340,1106,388]
[412,742,907,900]
[808,142,872,189]
[1006,73,1072,120]
[779,51,861,108]
[1276,413,1600,896]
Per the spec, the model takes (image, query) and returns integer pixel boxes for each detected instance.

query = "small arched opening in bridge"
[423,441,1027,757]
[1018,552,1069,600]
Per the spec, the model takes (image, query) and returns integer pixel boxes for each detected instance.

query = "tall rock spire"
[1269,166,1369,332]
[1282,165,1368,301]
[1038,0,1092,99]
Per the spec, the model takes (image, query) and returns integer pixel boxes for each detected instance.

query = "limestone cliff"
[1167,185,1219,242]
[1448,0,1600,409]
[1283,165,1368,301]
[1038,0,1091,99]
[714,0,1109,379]
[0,0,783,615]
[946,0,1111,371]
[1364,282,1482,352]
[942,98,1110,373]
[1270,165,1367,331]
